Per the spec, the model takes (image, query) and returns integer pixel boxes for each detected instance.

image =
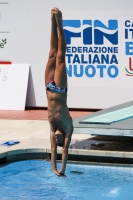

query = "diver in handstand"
[45,7,73,177]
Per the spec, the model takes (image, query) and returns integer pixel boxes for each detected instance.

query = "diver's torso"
[46,91,73,133]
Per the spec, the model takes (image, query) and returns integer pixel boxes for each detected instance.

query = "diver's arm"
[58,128,73,176]
[50,130,60,176]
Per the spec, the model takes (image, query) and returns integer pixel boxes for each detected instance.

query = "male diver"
[45,7,73,177]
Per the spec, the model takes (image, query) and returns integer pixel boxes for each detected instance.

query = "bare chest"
[48,112,72,134]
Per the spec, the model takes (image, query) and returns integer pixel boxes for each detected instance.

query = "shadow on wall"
[26,67,36,107]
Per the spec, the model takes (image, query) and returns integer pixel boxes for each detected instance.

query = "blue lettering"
[88,54,91,63]
[97,65,106,77]
[66,64,119,78]
[81,54,87,63]
[129,29,133,39]
[66,54,73,63]
[66,65,72,77]
[64,31,81,44]
[126,42,133,55]
[92,54,100,64]
[74,65,83,77]
[107,47,112,53]
[125,20,130,27]
[114,47,118,53]
[110,54,118,64]
[72,47,77,53]
[66,47,71,53]
[83,47,88,53]
[94,20,118,45]
[125,29,128,39]
[94,47,98,53]
[101,54,109,64]
[85,65,96,77]
[83,26,92,44]
[78,47,82,53]
[73,54,80,63]
[107,65,118,78]
[88,47,93,53]
[101,47,107,53]
[63,20,81,44]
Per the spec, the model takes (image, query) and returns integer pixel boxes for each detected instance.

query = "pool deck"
[0,109,133,165]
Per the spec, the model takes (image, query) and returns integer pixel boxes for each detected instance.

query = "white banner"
[0,1,133,109]
[0,64,29,110]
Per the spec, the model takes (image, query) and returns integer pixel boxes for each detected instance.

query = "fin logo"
[63,20,118,45]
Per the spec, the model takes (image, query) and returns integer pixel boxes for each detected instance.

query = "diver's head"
[55,130,65,147]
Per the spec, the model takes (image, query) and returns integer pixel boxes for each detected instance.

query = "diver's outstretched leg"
[45,9,58,85]
[54,8,67,88]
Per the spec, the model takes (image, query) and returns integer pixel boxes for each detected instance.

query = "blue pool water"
[0,160,133,200]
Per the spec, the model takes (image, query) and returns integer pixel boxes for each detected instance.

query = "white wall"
[0,0,133,109]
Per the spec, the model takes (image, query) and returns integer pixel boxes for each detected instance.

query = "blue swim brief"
[46,80,67,93]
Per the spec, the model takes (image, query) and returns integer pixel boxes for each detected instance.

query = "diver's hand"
[54,169,60,176]
[58,170,67,178]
